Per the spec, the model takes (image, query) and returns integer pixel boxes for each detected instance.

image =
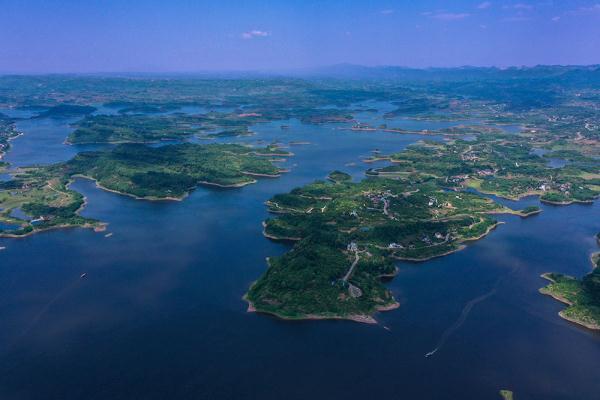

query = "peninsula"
[247,130,599,323]
[0,143,289,237]
[540,233,600,330]
[245,136,545,322]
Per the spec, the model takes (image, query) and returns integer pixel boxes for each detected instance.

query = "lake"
[0,108,598,399]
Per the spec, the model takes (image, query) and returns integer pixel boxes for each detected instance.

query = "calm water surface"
[0,109,598,399]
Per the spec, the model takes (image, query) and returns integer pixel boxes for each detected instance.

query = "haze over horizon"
[2,0,600,73]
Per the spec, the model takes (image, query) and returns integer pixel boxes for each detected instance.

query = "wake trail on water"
[10,274,86,348]
[425,288,497,358]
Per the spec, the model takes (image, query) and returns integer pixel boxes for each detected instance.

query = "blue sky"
[1,0,599,72]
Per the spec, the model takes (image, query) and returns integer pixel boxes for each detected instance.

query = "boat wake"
[425,349,438,358]
[425,288,496,358]
[12,273,87,346]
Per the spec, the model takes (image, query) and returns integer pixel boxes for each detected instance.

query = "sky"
[1,0,599,73]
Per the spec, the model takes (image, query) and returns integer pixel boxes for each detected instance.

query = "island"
[67,114,202,144]
[0,143,289,237]
[247,129,599,323]
[244,134,546,322]
[539,233,600,330]
[34,104,96,119]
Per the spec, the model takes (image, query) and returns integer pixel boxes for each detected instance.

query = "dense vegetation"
[0,167,102,236]
[246,136,526,320]
[0,69,598,325]
[367,133,599,205]
[0,143,287,236]
[68,114,201,143]
[540,235,600,330]
[250,113,598,321]
[61,143,286,196]
[34,104,96,118]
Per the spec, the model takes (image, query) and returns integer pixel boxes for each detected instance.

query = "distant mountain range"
[291,63,600,83]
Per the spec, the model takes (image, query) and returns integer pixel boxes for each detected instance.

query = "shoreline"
[241,171,282,178]
[539,269,600,331]
[0,129,24,161]
[487,208,542,218]
[71,175,189,201]
[72,174,265,201]
[261,222,301,241]
[540,197,596,206]
[244,258,400,325]
[0,180,107,239]
[391,221,503,262]
[64,138,190,145]
[253,152,294,157]
[244,295,401,325]
[467,180,598,205]
[393,244,467,262]
[0,221,106,239]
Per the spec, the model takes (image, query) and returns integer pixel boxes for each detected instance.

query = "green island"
[245,135,547,322]
[247,128,598,322]
[0,143,289,237]
[539,233,600,330]
[67,112,260,144]
[66,107,352,144]
[34,104,96,119]
[67,114,202,144]
[327,170,353,183]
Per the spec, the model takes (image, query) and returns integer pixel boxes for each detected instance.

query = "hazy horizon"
[2,62,600,77]
[2,0,600,74]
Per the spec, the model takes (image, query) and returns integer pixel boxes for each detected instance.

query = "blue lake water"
[9,207,31,221]
[531,148,569,169]
[0,110,598,399]
[0,221,19,231]
[2,116,110,167]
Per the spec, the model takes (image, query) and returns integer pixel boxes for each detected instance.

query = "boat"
[80,273,87,279]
